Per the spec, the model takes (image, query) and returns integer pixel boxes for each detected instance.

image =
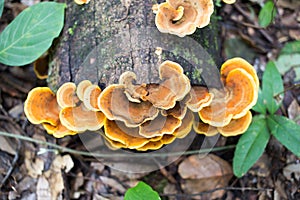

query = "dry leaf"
[0,136,16,155]
[43,154,74,200]
[178,154,233,199]
[25,151,44,178]
[36,176,51,200]
[99,176,126,193]
[288,100,300,125]
[283,163,300,180]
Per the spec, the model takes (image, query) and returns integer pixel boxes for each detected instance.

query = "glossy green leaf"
[280,40,300,55]
[233,116,270,177]
[267,115,300,157]
[252,89,267,114]
[0,2,66,66]
[0,0,4,18]
[262,61,284,114]
[124,182,161,200]
[258,1,276,27]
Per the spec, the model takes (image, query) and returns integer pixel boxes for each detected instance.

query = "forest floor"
[0,0,300,199]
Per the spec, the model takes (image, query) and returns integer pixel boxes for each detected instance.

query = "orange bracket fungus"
[222,0,236,4]
[187,86,213,112]
[199,66,258,127]
[194,57,258,136]
[24,57,259,150]
[24,87,60,126]
[83,84,102,111]
[153,0,214,37]
[59,104,105,132]
[58,80,106,132]
[56,82,79,108]
[143,60,191,109]
[98,84,159,127]
[76,80,92,101]
[74,0,90,5]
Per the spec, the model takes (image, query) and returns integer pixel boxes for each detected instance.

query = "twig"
[233,3,274,43]
[274,83,300,98]
[0,130,235,158]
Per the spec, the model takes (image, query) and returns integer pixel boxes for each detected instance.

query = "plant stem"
[0,131,235,158]
[274,83,300,98]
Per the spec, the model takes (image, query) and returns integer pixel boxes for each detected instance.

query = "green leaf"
[0,0,4,18]
[262,61,284,114]
[258,0,276,27]
[0,2,66,66]
[252,89,267,114]
[267,115,300,157]
[280,40,300,55]
[124,182,161,200]
[233,116,270,177]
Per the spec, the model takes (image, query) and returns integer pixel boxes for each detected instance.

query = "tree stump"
[48,0,222,92]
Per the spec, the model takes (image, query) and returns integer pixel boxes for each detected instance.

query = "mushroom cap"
[154,0,214,37]
[218,111,252,136]
[60,104,105,132]
[139,113,182,138]
[222,0,236,4]
[43,122,77,138]
[76,80,92,101]
[24,87,60,126]
[221,57,259,90]
[83,85,102,111]
[56,82,79,108]
[144,61,191,109]
[103,136,127,150]
[193,119,218,136]
[199,68,257,127]
[103,119,149,149]
[187,86,213,112]
[136,134,176,151]
[98,84,159,127]
[33,54,48,80]
[74,0,90,5]
[119,71,147,103]
[173,110,194,138]
[136,141,164,151]
[161,94,191,120]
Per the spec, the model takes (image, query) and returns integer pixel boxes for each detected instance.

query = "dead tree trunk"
[48,0,222,91]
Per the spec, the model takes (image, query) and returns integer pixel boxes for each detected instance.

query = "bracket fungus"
[139,113,182,138]
[187,86,213,112]
[143,60,191,109]
[199,66,258,127]
[74,0,90,5]
[217,110,252,136]
[83,85,102,111]
[24,87,60,126]
[76,80,93,101]
[56,82,79,108]
[153,0,214,37]
[24,58,259,150]
[60,104,105,132]
[98,84,159,127]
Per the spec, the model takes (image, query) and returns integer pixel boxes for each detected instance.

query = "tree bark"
[48,0,222,92]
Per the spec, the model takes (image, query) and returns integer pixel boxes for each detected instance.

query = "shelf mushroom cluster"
[24,80,106,138]
[152,0,214,37]
[24,58,258,151]
[192,57,259,136]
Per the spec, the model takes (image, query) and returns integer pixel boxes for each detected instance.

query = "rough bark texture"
[48,0,222,92]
